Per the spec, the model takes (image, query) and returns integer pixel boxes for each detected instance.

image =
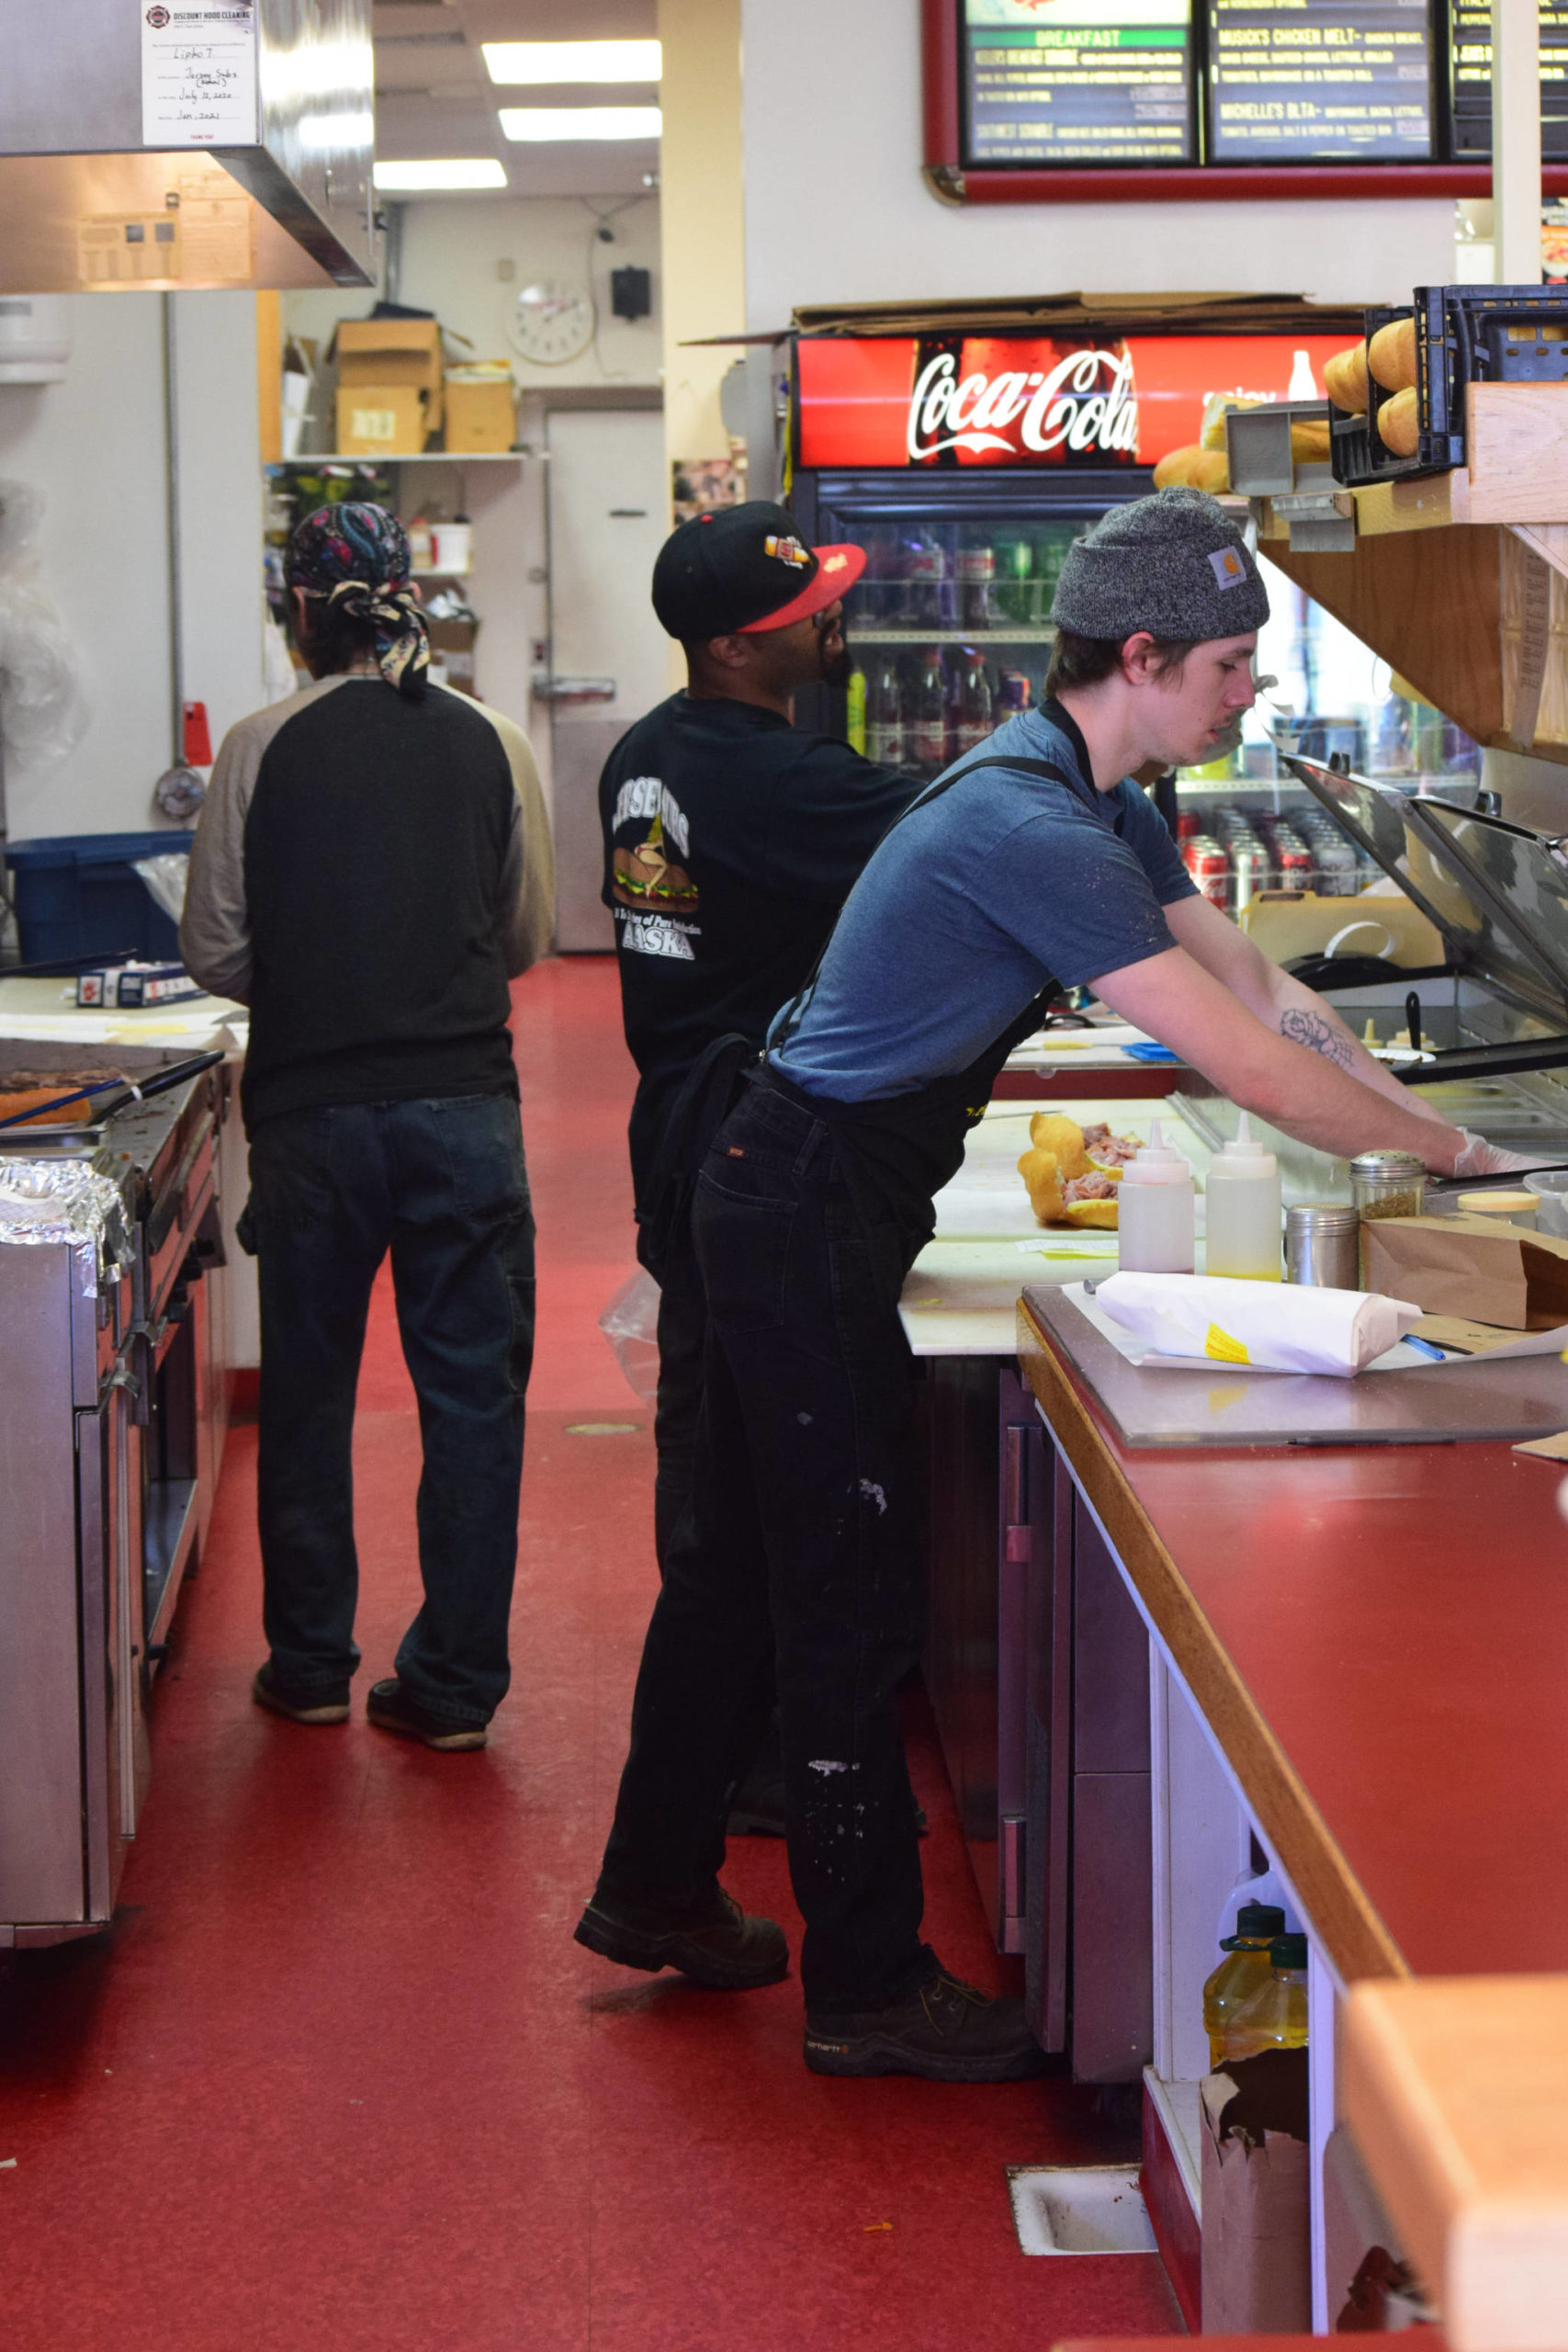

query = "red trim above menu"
[919,0,1568,202]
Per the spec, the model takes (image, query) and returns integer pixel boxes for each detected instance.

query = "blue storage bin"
[6,831,196,967]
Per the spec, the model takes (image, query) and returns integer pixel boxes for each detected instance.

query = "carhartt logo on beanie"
[1051,488,1269,643]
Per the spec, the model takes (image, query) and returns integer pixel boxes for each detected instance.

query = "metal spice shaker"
[1285,1201,1361,1289]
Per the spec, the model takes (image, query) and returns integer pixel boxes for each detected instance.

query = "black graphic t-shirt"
[599,692,914,1217]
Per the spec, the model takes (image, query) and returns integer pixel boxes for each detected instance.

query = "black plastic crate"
[1328,284,1568,490]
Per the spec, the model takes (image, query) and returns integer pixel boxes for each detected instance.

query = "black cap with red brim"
[651,498,865,641]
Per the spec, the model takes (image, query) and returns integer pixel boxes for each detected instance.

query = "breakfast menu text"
[964,0,1196,164]
[1206,0,1434,160]
[1450,0,1568,154]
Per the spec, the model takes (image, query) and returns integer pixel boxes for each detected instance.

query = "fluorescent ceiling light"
[373,158,508,191]
[499,107,661,142]
[299,112,375,153]
[482,40,661,85]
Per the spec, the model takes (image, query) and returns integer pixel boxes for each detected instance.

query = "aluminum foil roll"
[0,1159,130,1295]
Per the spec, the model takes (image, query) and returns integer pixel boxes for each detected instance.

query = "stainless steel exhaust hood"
[0,0,375,292]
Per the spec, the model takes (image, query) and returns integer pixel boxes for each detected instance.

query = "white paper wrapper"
[1094,1272,1423,1377]
[0,1159,130,1295]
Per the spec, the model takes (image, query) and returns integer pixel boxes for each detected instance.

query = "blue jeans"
[248,1094,535,1728]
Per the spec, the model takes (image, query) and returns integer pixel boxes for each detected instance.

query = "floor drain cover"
[1007,2165,1157,2256]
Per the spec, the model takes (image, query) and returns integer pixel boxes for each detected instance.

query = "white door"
[546,407,670,950]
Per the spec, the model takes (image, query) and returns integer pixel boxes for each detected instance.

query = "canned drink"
[997,669,1032,714]
[1184,835,1231,908]
[1310,833,1359,897]
[1275,838,1314,893]
[1229,839,1269,912]
[1176,809,1202,842]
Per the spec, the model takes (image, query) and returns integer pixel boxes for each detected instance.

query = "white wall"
[280,195,664,808]
[739,0,1459,327]
[0,290,264,848]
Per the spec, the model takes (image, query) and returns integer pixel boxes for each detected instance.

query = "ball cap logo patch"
[763,533,810,570]
[1208,546,1247,590]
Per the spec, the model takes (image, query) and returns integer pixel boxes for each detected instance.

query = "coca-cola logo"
[906,347,1139,464]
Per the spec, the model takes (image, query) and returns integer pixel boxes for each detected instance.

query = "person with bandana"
[182,503,554,1751]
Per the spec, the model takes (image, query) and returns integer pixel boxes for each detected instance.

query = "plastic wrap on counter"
[0,1159,130,1295]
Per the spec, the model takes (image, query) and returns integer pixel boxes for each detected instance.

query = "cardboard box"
[428,616,479,697]
[335,383,426,458]
[335,317,444,434]
[444,371,516,454]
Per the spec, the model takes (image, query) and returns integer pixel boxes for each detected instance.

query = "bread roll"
[1018,1148,1064,1226]
[1290,419,1334,464]
[1062,1197,1120,1231]
[1368,317,1418,393]
[1323,344,1370,413]
[1377,385,1421,458]
[1029,1112,1087,1180]
[1153,444,1204,489]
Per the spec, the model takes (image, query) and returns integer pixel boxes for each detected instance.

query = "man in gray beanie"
[576,487,1511,2089]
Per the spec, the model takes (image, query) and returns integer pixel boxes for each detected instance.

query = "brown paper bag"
[1200,2057,1312,2333]
[1360,1214,1568,1331]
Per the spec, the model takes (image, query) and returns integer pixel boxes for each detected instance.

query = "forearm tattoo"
[1280,1006,1355,1072]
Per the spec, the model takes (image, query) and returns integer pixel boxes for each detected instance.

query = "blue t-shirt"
[770,698,1196,1104]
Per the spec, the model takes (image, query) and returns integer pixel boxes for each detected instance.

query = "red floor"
[0,956,1182,2351]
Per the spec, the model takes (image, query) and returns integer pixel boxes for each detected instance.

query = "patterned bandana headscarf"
[285,502,431,698]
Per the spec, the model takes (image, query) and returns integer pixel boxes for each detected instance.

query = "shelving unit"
[850,625,1056,646]
[1250,383,1568,767]
[265,452,524,468]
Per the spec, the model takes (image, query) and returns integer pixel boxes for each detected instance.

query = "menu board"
[964,0,1197,165]
[1206,0,1434,161]
[1450,0,1568,155]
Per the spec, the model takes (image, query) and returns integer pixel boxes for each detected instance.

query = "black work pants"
[598,1075,929,2014]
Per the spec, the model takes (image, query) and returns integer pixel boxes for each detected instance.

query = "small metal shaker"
[1285,1202,1361,1289]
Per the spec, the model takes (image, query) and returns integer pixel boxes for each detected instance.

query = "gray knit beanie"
[1051,487,1269,643]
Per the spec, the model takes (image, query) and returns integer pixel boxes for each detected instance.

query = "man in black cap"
[595,501,914,1828]
[577,488,1507,2081]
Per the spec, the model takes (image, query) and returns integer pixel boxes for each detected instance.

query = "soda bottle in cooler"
[845,667,867,757]
[958,530,1000,629]
[866,656,906,768]
[908,649,950,770]
[953,650,994,759]
[997,668,1033,717]
[901,526,952,629]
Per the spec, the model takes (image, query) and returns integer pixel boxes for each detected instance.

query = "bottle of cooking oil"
[1201,1901,1285,2067]
[1223,1932,1309,2063]
[1204,1112,1283,1281]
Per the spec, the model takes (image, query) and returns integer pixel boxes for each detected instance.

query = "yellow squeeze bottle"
[1201,1901,1285,2068]
[1204,1112,1282,1281]
[1224,1933,1309,2063]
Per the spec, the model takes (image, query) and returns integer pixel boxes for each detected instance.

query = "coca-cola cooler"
[787,308,1490,939]
[786,314,1359,779]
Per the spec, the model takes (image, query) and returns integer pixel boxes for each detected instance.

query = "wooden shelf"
[1253,381,1568,768]
[265,452,524,469]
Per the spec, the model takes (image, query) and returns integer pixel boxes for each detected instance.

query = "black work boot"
[804,1957,1049,2082]
[366,1676,487,1751]
[253,1662,351,1725]
[575,1887,789,1989]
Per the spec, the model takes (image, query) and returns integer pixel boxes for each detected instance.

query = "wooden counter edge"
[1016,1296,1408,1988]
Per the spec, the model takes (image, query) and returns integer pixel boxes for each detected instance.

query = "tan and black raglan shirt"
[182,673,555,1132]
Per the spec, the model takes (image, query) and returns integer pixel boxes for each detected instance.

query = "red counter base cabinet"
[1141,2081,1201,2332]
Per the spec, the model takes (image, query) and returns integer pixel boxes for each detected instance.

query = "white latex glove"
[1451,1129,1550,1179]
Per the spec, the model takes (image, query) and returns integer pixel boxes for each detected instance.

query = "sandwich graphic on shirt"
[612,809,700,918]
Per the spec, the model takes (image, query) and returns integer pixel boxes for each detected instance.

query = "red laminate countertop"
[1019,1301,1568,1984]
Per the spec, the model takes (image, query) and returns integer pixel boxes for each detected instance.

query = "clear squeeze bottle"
[1224,1932,1309,2063]
[1117,1120,1196,1273]
[1201,1901,1285,2067]
[1204,1112,1282,1281]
